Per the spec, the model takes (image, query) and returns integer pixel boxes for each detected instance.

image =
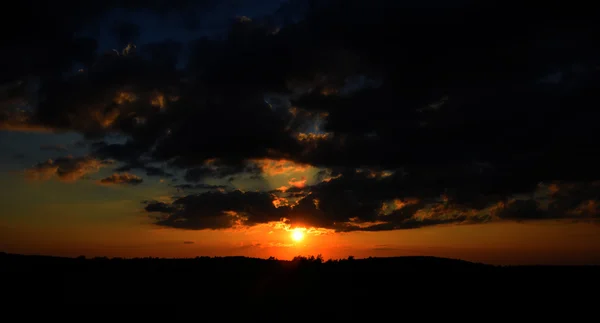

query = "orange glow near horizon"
[2,219,600,265]
[2,168,600,266]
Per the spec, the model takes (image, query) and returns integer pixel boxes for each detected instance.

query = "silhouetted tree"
[316,254,324,264]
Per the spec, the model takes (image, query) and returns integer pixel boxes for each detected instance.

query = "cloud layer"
[25,156,112,182]
[4,0,600,231]
[99,173,143,185]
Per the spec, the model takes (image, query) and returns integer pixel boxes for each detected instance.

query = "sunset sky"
[1,0,599,265]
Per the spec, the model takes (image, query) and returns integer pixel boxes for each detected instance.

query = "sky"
[1,0,600,265]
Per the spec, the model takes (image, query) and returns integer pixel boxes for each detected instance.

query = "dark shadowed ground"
[1,252,597,318]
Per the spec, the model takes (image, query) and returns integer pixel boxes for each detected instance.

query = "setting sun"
[291,229,305,242]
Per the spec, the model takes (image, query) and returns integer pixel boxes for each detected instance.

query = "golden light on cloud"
[296,132,331,143]
[122,43,136,56]
[291,228,305,242]
[150,92,166,110]
[272,196,290,208]
[251,158,310,176]
[288,176,307,189]
[355,168,395,179]
[114,91,137,105]
[393,198,420,210]
[249,158,323,194]
[95,108,120,128]
[320,87,338,96]
[269,220,333,237]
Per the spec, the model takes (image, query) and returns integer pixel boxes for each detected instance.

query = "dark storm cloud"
[5,1,600,230]
[494,200,549,221]
[1,1,215,87]
[183,161,262,182]
[145,190,285,230]
[173,183,228,192]
[146,171,488,231]
[40,144,69,152]
[99,173,143,185]
[479,182,600,221]
[546,182,600,219]
[111,21,142,49]
[143,201,178,213]
[114,162,173,178]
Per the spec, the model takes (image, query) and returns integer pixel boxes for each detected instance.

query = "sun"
[291,229,305,242]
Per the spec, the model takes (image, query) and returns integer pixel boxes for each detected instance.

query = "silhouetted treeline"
[1,252,597,316]
[2,252,498,276]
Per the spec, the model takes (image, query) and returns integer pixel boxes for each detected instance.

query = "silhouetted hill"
[1,252,597,317]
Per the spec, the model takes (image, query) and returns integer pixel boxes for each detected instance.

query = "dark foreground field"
[1,252,597,317]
